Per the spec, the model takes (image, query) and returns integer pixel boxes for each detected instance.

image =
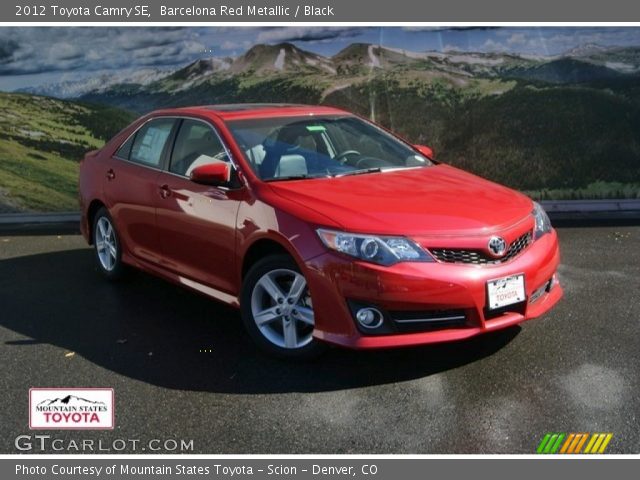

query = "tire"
[241,254,326,360]
[92,207,127,281]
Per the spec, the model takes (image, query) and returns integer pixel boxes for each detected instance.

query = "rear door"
[102,117,177,265]
[154,118,240,295]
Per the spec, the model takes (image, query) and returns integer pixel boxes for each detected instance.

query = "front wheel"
[241,254,326,360]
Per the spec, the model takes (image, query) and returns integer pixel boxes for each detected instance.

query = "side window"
[129,118,175,168]
[115,133,135,160]
[169,119,228,177]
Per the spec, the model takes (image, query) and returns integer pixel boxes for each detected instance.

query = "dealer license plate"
[487,274,525,310]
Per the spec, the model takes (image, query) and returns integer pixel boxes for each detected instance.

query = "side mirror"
[190,162,231,186]
[414,144,435,159]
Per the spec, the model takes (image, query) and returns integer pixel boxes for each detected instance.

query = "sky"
[1,26,639,91]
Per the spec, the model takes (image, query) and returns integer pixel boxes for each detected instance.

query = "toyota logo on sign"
[488,236,508,257]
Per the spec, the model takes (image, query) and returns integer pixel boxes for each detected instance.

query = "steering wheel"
[334,150,361,164]
[355,156,388,169]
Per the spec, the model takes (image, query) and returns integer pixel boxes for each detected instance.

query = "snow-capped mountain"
[564,43,611,57]
[20,67,177,98]
[229,42,335,74]
[18,41,640,102]
[563,44,640,72]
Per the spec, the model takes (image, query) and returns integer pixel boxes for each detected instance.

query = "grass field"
[0,93,132,212]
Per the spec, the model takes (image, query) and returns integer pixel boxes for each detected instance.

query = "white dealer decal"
[29,388,114,430]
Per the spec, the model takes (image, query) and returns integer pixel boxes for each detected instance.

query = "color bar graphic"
[537,433,613,454]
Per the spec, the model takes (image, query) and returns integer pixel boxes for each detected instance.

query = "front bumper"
[304,229,563,349]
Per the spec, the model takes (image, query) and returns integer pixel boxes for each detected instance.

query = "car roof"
[151,103,350,121]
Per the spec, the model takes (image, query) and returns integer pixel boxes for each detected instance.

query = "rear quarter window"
[115,133,135,160]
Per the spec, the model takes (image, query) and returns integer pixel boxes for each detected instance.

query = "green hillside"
[440,86,640,190]
[0,93,133,212]
[502,58,624,84]
[316,80,640,198]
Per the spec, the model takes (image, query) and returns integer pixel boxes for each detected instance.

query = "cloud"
[402,27,499,32]
[479,33,528,52]
[50,42,84,61]
[506,33,526,46]
[0,38,18,62]
[442,44,460,52]
[256,27,364,44]
[447,27,501,31]
[219,39,251,51]
[113,28,186,51]
[0,27,207,75]
[481,39,509,52]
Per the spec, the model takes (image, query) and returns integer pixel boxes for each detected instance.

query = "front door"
[155,118,241,295]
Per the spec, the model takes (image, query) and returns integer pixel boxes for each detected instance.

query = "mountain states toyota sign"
[29,388,114,430]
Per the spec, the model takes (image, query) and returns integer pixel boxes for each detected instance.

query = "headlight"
[532,202,552,239]
[317,229,434,266]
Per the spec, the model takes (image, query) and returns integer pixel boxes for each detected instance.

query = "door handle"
[106,169,115,181]
[159,184,172,199]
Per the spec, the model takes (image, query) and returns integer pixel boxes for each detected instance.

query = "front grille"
[430,231,532,265]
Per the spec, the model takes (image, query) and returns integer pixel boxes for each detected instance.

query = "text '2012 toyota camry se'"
[79,103,562,359]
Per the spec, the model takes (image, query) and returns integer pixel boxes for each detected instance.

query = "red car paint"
[79,104,562,349]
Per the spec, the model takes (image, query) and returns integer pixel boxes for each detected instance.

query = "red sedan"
[79,104,562,359]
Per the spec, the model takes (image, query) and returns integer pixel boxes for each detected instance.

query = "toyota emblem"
[488,236,507,257]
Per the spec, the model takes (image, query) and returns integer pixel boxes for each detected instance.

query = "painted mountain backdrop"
[2,37,640,211]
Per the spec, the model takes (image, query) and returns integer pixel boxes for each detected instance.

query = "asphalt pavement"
[0,225,638,454]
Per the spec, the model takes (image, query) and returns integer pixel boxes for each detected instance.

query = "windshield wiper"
[264,173,329,182]
[332,167,383,178]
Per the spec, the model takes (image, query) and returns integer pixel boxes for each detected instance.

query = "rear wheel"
[241,254,326,360]
[92,207,126,280]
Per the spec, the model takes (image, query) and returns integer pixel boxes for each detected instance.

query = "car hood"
[267,164,533,236]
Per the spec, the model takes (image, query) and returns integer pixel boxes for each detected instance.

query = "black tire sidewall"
[92,207,125,280]
[240,254,325,360]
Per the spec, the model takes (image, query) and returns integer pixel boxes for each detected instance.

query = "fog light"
[356,307,384,329]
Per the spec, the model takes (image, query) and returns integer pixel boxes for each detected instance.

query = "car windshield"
[226,115,432,181]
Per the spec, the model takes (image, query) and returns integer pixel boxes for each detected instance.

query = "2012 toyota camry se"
[79,104,563,359]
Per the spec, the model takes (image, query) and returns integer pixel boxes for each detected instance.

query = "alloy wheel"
[250,268,314,349]
[95,216,117,272]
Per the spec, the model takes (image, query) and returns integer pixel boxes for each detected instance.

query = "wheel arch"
[240,236,303,280]
[86,199,107,244]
